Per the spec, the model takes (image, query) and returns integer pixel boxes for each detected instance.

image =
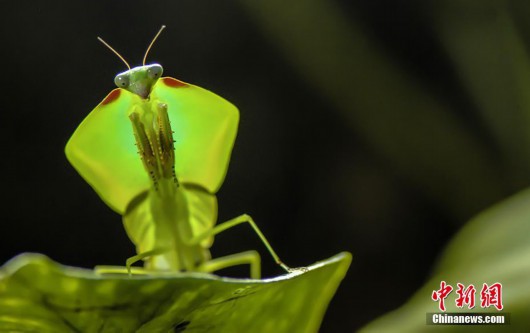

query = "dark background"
[1,1,529,332]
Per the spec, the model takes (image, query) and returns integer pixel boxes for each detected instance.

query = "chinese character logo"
[431,281,504,312]
[455,283,476,309]
[432,281,453,311]
[481,283,503,311]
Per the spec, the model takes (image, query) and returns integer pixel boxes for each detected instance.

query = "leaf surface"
[0,252,351,333]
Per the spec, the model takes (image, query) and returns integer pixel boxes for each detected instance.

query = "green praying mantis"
[65,26,294,279]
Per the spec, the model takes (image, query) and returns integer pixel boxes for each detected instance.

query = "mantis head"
[114,64,163,99]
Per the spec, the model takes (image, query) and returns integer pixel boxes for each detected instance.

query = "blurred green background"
[1,1,529,331]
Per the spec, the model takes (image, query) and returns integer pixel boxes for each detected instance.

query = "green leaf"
[362,189,530,332]
[0,252,351,333]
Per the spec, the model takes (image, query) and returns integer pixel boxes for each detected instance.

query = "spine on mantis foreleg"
[128,101,178,192]
[156,103,178,183]
[129,111,159,190]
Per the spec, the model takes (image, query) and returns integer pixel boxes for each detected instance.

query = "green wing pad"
[181,184,218,248]
[152,78,240,194]
[65,89,148,214]
[123,185,217,251]
[123,190,153,255]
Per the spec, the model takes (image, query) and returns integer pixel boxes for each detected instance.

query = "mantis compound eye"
[147,64,163,79]
[114,73,130,88]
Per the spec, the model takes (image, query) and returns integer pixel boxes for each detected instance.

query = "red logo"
[432,282,503,311]
[455,283,476,309]
[480,283,503,310]
[432,281,453,311]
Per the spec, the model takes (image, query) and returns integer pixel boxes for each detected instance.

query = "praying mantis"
[65,26,293,279]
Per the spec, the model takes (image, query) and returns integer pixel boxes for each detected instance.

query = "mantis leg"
[94,248,169,276]
[186,214,293,274]
[125,247,169,275]
[94,266,152,275]
[196,250,261,279]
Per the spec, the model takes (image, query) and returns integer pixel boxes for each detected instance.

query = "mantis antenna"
[143,25,166,65]
[97,36,131,70]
